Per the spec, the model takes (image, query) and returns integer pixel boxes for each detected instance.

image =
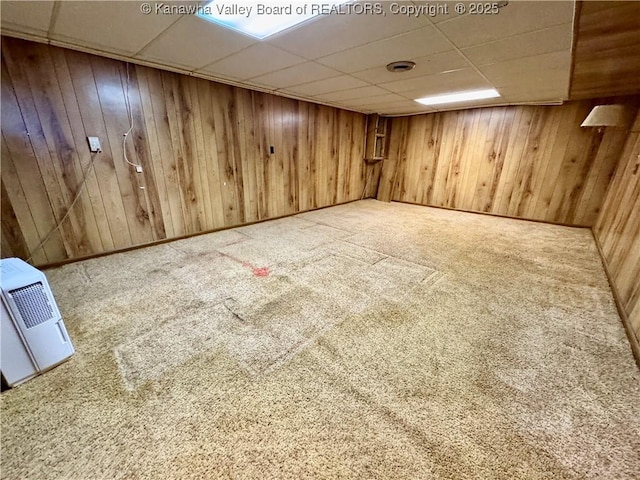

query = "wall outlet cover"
[87,136,101,152]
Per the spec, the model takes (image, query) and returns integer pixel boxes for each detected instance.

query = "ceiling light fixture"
[198,0,350,40]
[386,61,416,73]
[415,89,500,106]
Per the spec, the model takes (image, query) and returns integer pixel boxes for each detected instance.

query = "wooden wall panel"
[381,101,638,226]
[0,37,367,266]
[570,1,640,100]
[594,110,640,341]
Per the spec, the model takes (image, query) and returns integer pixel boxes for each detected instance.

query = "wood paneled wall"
[379,101,637,226]
[570,1,640,100]
[0,37,368,266]
[594,110,640,342]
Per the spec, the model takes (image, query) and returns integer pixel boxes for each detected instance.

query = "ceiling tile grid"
[314,25,453,74]
[0,1,55,36]
[198,43,306,81]
[50,1,182,56]
[248,61,342,89]
[136,15,255,70]
[0,0,584,115]
[436,0,574,48]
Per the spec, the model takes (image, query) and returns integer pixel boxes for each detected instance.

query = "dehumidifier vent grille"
[9,282,54,328]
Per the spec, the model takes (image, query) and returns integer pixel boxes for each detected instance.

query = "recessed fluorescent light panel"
[415,89,500,106]
[198,1,350,40]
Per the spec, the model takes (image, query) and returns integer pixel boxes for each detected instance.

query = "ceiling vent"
[386,61,416,73]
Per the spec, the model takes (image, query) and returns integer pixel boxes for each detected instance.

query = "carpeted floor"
[2,200,639,479]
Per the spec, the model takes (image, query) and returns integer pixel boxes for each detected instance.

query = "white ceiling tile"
[499,86,567,103]
[250,62,342,89]
[437,1,574,48]
[285,75,369,96]
[479,51,571,88]
[378,104,434,115]
[430,98,508,112]
[266,4,430,59]
[138,16,255,69]
[0,0,581,116]
[51,1,183,55]
[0,1,54,35]
[313,86,391,102]
[352,50,472,84]
[382,68,493,97]
[498,70,570,94]
[198,44,305,80]
[371,99,420,109]
[462,24,573,66]
[340,94,410,108]
[316,25,452,73]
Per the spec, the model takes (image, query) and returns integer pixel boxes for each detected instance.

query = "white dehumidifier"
[0,257,74,387]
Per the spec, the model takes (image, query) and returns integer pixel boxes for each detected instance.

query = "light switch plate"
[87,136,101,152]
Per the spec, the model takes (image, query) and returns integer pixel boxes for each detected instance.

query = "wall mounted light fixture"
[581,105,627,128]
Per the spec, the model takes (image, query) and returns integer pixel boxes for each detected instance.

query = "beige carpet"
[2,200,639,479]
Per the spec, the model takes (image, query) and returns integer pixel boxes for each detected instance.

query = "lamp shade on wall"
[581,105,626,128]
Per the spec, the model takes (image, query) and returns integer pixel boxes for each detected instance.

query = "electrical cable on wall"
[25,154,97,264]
[123,62,142,169]
[26,64,142,264]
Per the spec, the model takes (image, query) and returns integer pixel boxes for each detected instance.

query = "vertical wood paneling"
[384,101,636,226]
[93,55,155,246]
[136,66,176,239]
[2,41,82,259]
[570,1,640,100]
[595,109,640,339]
[49,46,113,253]
[1,180,30,260]
[296,101,312,211]
[128,65,166,243]
[64,50,134,250]
[0,37,367,266]
[0,67,64,263]
[378,117,408,202]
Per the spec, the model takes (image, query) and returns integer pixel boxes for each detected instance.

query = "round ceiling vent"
[386,61,416,73]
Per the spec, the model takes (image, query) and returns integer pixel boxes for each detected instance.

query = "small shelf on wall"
[364,157,384,164]
[364,115,388,165]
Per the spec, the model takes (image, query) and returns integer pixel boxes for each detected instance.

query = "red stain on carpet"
[242,262,269,277]
[253,266,270,277]
[219,252,270,277]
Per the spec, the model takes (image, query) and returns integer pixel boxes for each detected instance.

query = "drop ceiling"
[0,1,580,115]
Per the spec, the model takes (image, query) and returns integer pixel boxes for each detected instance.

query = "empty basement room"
[1,0,640,478]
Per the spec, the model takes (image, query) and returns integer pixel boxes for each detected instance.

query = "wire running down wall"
[0,37,368,266]
[379,101,637,226]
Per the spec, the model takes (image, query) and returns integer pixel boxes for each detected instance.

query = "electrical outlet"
[87,136,101,152]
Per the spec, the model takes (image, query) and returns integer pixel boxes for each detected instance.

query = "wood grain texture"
[0,37,367,266]
[594,109,640,340]
[570,1,640,100]
[382,101,637,226]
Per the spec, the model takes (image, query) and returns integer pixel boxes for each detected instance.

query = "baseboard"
[391,200,591,229]
[591,229,640,370]
[37,198,370,270]
[388,200,640,368]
